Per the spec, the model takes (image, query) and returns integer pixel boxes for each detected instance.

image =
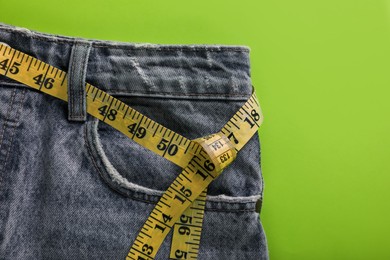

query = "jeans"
[0,22,269,259]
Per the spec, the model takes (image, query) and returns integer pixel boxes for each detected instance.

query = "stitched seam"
[0,87,17,188]
[116,84,253,97]
[77,48,82,118]
[106,90,252,97]
[0,88,26,173]
[4,84,252,98]
[1,83,253,99]
[77,48,83,118]
[203,207,255,213]
[69,46,77,119]
[0,87,16,152]
[84,123,163,205]
[77,47,85,118]
[80,45,91,119]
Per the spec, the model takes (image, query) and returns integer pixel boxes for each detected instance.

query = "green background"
[1,0,389,259]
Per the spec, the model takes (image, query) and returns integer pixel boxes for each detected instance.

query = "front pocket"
[83,93,263,209]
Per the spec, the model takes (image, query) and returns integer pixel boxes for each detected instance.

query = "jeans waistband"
[0,22,253,98]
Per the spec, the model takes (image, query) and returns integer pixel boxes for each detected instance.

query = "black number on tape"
[193,158,217,180]
[175,249,188,259]
[195,169,208,181]
[210,140,223,151]
[155,224,166,233]
[98,105,117,121]
[9,61,20,74]
[0,59,7,70]
[157,138,178,156]
[142,244,154,255]
[204,160,215,171]
[180,186,192,197]
[244,109,260,128]
[0,59,20,74]
[178,226,191,235]
[162,213,172,223]
[127,123,147,139]
[180,214,192,224]
[251,109,260,121]
[174,194,186,204]
[228,132,239,144]
[220,152,231,163]
[33,74,54,89]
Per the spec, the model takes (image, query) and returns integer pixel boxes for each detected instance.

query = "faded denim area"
[0,22,269,259]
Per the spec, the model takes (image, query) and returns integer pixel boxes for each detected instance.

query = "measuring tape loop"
[192,132,237,174]
[0,43,264,260]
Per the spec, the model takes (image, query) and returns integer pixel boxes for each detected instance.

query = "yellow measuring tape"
[0,43,264,259]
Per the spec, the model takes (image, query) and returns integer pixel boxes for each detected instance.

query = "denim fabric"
[0,22,269,259]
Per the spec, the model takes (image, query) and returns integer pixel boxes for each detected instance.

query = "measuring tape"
[0,43,264,259]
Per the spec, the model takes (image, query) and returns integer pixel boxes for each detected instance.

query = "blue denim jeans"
[0,22,269,259]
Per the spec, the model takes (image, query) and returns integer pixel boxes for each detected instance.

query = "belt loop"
[67,39,92,122]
